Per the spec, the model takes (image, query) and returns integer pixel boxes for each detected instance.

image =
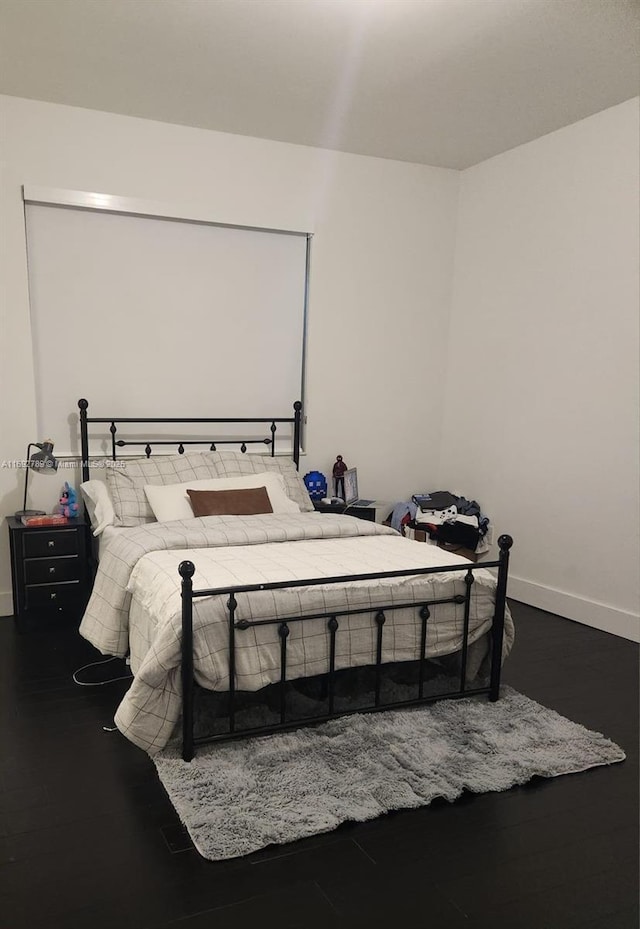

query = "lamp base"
[14,509,47,520]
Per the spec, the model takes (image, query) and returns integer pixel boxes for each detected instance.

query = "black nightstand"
[7,517,90,631]
[313,501,384,523]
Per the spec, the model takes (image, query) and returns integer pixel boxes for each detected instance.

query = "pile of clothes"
[388,490,491,555]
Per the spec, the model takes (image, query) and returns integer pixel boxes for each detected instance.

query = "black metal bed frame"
[78,397,302,480]
[178,539,511,762]
[78,398,512,763]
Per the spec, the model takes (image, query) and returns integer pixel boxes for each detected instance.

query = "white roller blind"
[24,200,309,453]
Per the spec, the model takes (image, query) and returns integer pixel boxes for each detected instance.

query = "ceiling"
[0,0,638,169]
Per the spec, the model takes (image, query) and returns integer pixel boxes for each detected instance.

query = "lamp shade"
[28,440,57,472]
[15,439,59,519]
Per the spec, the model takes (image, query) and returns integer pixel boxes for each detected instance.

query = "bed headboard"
[78,399,302,482]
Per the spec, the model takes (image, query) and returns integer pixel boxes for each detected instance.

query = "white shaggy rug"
[154,687,625,861]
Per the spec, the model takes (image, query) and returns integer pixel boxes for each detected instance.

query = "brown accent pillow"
[187,486,273,517]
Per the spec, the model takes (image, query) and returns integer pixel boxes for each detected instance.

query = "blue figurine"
[58,481,79,518]
[303,471,328,500]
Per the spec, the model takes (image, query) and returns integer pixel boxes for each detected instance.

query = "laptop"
[343,468,375,508]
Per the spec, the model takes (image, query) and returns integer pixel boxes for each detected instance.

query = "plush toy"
[58,482,79,518]
[303,470,328,500]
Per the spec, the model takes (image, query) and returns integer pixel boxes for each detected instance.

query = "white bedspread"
[79,513,513,754]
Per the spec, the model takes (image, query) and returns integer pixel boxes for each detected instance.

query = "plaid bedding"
[79,513,513,754]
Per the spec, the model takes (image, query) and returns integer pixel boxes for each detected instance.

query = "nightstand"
[313,501,390,523]
[7,517,90,631]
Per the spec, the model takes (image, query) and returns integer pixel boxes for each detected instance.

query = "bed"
[77,399,514,761]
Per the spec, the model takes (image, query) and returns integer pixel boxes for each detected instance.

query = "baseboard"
[0,590,14,618]
[509,575,640,643]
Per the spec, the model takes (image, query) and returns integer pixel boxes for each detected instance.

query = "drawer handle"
[50,592,57,600]
[49,567,56,575]
[48,540,55,548]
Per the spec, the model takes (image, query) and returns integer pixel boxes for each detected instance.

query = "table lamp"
[15,440,58,519]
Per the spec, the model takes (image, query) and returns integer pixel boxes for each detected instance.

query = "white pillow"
[207,451,314,512]
[144,473,301,523]
[80,480,117,536]
[105,451,221,527]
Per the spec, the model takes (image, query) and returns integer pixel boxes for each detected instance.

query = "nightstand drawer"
[23,529,79,558]
[25,581,82,612]
[24,555,81,585]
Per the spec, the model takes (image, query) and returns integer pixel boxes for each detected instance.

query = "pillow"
[144,472,301,523]
[205,451,314,512]
[187,487,272,517]
[80,480,117,536]
[106,452,221,527]
[106,449,311,526]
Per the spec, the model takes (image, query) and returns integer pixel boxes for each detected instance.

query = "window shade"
[24,202,309,453]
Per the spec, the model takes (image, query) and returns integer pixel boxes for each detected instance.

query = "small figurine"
[58,482,79,518]
[303,471,328,500]
[332,455,348,500]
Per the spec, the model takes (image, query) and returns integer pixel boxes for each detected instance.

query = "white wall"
[3,94,637,641]
[0,95,459,614]
[439,99,640,641]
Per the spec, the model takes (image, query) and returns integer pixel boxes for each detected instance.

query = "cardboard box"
[411,529,477,562]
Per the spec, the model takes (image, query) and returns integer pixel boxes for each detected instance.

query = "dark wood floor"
[0,601,637,929]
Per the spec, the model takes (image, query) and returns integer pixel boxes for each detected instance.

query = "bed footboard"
[179,535,512,761]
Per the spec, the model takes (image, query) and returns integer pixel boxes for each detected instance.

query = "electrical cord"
[72,657,132,735]
[72,655,133,687]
